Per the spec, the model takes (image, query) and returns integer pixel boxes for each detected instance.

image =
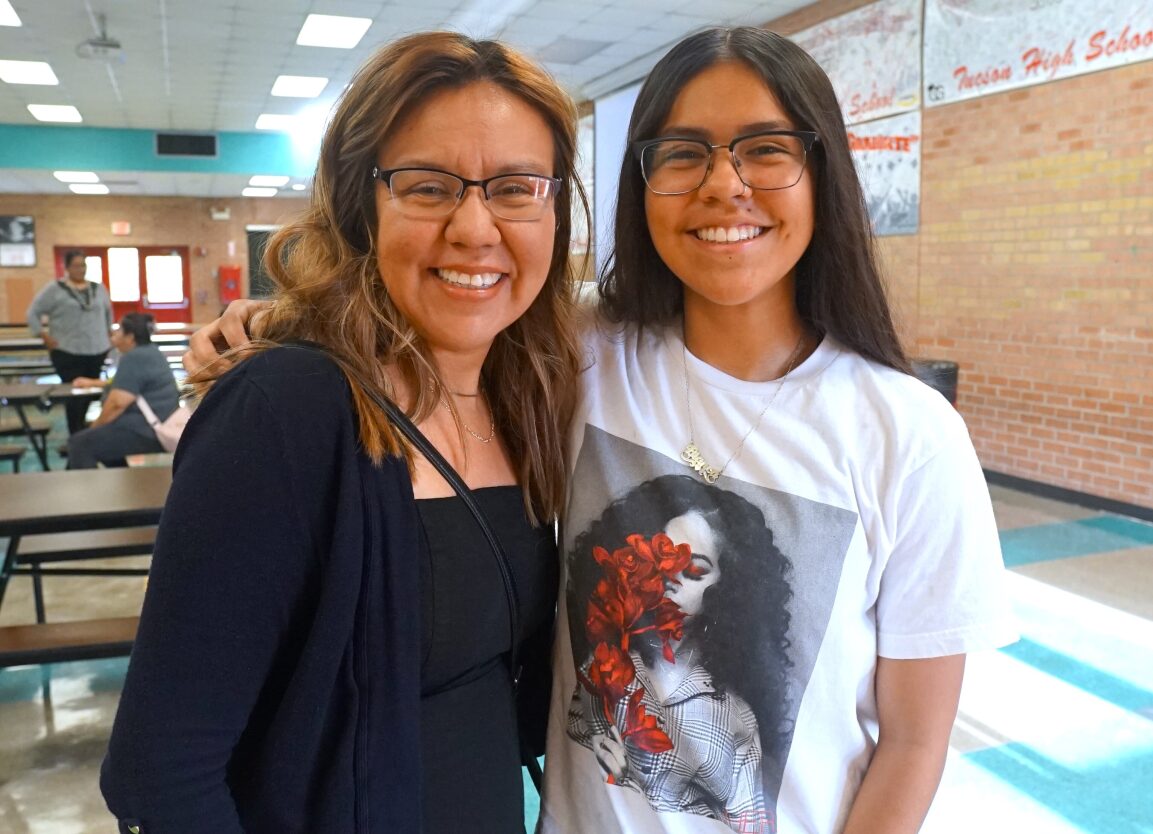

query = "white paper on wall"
[849,110,922,237]
[790,0,922,125]
[924,0,1153,107]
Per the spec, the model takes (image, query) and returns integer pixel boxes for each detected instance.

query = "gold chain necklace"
[441,396,495,443]
[680,332,806,484]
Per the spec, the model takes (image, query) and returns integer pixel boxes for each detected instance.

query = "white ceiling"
[0,0,813,196]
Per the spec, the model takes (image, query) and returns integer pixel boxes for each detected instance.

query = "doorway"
[53,245,192,323]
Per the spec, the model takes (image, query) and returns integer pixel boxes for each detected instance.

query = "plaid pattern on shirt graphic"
[568,657,775,833]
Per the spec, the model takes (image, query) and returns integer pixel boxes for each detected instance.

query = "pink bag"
[135,395,192,452]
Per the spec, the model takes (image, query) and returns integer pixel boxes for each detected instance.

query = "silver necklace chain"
[680,333,806,484]
[441,395,495,443]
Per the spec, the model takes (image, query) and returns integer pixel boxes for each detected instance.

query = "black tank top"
[416,486,557,833]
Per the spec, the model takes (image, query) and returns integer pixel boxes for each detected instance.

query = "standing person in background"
[67,312,179,469]
[26,249,114,434]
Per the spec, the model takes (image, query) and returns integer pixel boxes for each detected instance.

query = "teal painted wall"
[0,124,316,176]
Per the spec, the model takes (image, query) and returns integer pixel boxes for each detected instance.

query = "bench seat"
[0,616,139,667]
[17,527,158,563]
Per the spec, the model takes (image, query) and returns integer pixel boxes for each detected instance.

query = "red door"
[54,245,192,323]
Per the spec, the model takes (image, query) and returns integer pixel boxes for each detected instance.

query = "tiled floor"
[1,460,1151,831]
[930,485,1153,834]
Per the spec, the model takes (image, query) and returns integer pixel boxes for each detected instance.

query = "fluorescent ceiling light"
[291,184,306,191]
[0,60,57,84]
[70,184,110,195]
[54,171,100,183]
[255,113,296,131]
[242,187,278,197]
[271,75,329,98]
[249,175,290,187]
[296,14,371,49]
[28,104,82,122]
[0,0,21,27]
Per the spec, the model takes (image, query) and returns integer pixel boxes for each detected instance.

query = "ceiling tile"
[0,0,813,193]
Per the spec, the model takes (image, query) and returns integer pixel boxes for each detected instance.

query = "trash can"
[911,359,959,406]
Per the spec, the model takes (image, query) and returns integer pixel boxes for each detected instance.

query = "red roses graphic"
[579,532,693,769]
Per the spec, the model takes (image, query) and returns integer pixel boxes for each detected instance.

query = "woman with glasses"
[101,32,583,833]
[541,27,1014,834]
[190,26,1015,834]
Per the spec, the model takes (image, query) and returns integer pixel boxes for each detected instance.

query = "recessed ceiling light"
[0,0,21,27]
[70,184,110,195]
[255,114,296,131]
[291,184,307,191]
[242,187,278,197]
[271,75,329,98]
[249,175,290,187]
[28,104,82,122]
[0,60,57,84]
[54,171,100,183]
[296,14,371,49]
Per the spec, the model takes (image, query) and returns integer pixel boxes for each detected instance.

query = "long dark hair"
[599,26,909,373]
[568,474,794,760]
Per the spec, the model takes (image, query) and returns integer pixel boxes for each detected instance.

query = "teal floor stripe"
[524,762,541,832]
[1080,516,1153,545]
[1000,638,1153,714]
[1000,516,1153,567]
[0,657,130,703]
[965,743,1153,834]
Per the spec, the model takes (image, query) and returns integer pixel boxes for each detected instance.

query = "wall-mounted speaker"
[155,132,218,158]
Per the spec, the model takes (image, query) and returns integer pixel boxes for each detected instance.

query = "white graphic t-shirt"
[539,321,1017,834]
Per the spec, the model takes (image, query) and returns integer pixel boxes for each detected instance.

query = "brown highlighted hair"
[599,26,908,373]
[205,32,588,522]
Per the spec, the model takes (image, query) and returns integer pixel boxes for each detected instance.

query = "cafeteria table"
[0,383,104,470]
[0,466,171,622]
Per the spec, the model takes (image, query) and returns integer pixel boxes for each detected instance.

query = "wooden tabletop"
[0,338,45,353]
[0,383,104,406]
[0,467,172,536]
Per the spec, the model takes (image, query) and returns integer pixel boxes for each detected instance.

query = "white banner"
[791,0,922,125]
[924,0,1153,107]
[849,111,922,237]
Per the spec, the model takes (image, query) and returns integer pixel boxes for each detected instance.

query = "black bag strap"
[288,344,544,787]
[289,344,524,670]
[363,384,524,674]
[287,345,545,787]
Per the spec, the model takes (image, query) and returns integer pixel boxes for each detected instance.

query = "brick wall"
[917,63,1152,508]
[0,194,307,323]
[767,2,1152,508]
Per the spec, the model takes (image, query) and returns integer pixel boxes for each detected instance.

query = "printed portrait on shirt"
[564,427,856,834]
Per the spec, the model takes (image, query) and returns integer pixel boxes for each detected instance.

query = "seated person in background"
[67,312,179,468]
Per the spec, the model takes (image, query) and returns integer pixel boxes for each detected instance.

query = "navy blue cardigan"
[102,347,424,832]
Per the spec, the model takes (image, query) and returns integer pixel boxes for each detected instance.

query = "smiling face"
[643,60,815,324]
[373,81,557,362]
[663,510,723,618]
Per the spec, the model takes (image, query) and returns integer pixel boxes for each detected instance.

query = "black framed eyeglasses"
[370,166,561,221]
[633,130,819,195]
